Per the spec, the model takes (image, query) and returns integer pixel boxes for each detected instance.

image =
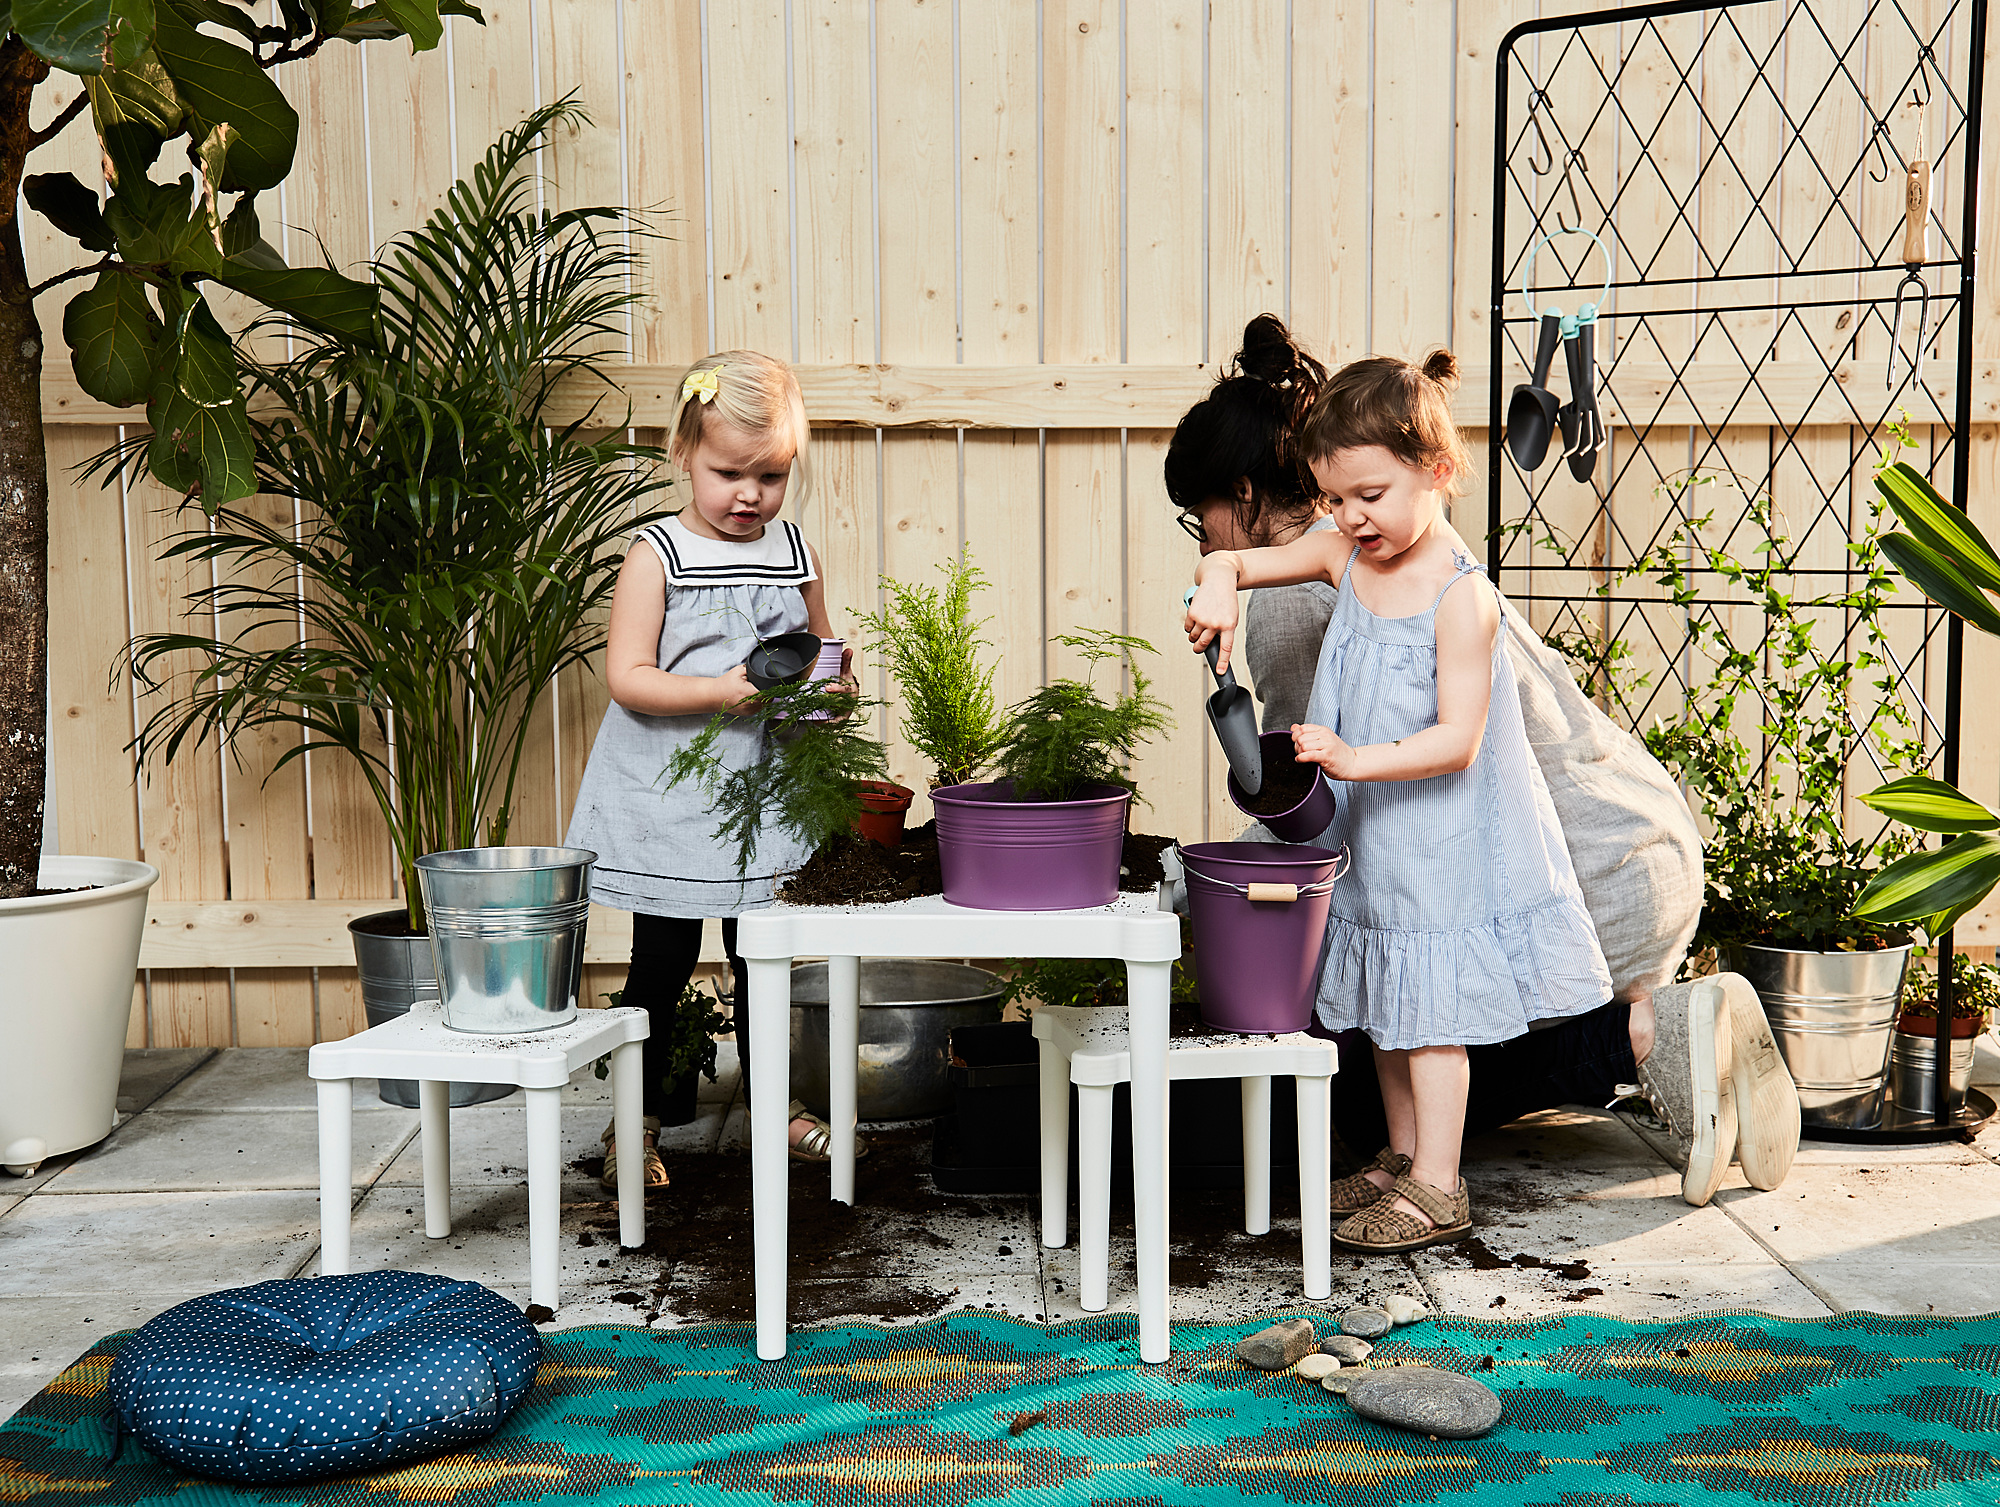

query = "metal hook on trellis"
[1865,120,1897,183]
[1555,149,1593,233]
[1524,89,1555,176]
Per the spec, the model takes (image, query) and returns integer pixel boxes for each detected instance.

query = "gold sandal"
[1335,1173,1472,1254]
[601,1117,668,1191]
[1330,1148,1413,1214]
[786,1099,871,1163]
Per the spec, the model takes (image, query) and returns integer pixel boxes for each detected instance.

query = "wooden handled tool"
[1902,156,1931,266]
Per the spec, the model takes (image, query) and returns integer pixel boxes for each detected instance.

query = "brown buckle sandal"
[1334,1173,1472,1254]
[601,1116,668,1191]
[1330,1148,1414,1215]
[787,1099,871,1163]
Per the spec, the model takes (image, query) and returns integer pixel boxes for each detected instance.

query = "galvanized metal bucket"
[1887,1029,1975,1116]
[350,910,516,1103]
[789,960,1006,1119]
[1731,943,1912,1131]
[414,847,596,1034]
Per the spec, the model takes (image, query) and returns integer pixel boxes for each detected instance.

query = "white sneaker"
[1715,971,1800,1190]
[1635,979,1738,1207]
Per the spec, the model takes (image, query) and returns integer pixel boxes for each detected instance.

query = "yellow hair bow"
[682,368,720,405]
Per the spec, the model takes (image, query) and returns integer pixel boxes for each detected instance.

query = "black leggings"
[626,913,749,1119]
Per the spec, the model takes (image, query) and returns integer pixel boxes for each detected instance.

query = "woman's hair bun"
[1420,347,1460,391]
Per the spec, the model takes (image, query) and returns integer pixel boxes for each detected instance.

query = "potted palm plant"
[120,103,668,1082]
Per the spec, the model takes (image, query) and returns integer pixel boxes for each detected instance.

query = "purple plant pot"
[1180,841,1346,1033]
[1226,731,1337,843]
[931,781,1131,910]
[802,638,847,721]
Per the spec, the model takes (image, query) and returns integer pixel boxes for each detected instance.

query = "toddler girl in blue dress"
[1184,349,1612,1252]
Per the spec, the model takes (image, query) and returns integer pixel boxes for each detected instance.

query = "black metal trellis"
[1486,0,1987,1134]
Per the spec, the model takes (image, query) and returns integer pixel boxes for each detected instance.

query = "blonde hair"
[1297,349,1475,498]
[669,350,813,508]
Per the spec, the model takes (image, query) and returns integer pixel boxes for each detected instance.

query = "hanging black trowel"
[1203,640,1263,796]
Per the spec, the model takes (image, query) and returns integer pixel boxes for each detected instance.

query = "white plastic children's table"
[307,1004,650,1311]
[736,890,1183,1363]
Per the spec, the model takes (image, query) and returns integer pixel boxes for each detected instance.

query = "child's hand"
[1291,722,1353,779]
[838,643,858,694]
[715,664,759,714]
[1184,577,1241,673]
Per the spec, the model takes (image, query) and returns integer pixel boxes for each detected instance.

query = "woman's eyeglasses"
[1176,511,1207,544]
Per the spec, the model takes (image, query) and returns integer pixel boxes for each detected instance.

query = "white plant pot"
[0,856,159,1176]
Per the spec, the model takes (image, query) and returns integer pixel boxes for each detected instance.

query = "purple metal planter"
[1181,841,1347,1033]
[1226,731,1337,843]
[930,781,1131,910]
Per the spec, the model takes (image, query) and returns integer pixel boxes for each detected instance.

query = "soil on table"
[778,823,1177,906]
[1233,748,1320,817]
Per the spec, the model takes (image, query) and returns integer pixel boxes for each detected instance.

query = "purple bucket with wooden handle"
[1181,841,1348,1033]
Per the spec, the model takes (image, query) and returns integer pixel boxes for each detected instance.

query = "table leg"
[1125,958,1173,1365]
[316,1078,352,1275]
[526,1086,561,1311]
[747,954,793,1360]
[827,954,860,1205]
[1296,1073,1332,1301]
[613,1040,646,1250]
[1242,1075,1272,1235]
[419,1079,451,1238]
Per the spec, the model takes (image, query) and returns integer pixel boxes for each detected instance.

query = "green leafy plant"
[0,0,473,898]
[1851,459,2000,942]
[1527,469,1925,954]
[860,553,1004,787]
[992,632,1173,803]
[1898,950,2000,1028]
[598,980,730,1088]
[663,675,892,871]
[1000,917,1200,1011]
[121,103,668,931]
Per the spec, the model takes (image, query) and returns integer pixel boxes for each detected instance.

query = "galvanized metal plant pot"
[1887,1029,1976,1116]
[348,911,515,1106]
[414,847,596,1034]
[788,960,1006,1120]
[1730,943,1913,1131]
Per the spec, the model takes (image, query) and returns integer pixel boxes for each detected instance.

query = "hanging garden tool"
[1507,222,1611,478]
[1889,80,1932,392]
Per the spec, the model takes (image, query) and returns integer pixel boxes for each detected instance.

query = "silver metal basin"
[788,960,1006,1120]
[1731,943,1911,1130]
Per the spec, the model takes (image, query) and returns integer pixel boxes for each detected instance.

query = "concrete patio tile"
[1715,1163,2000,1264]
[1465,1107,1667,1171]
[0,1294,189,1424]
[479,1285,659,1328]
[0,1191,320,1298]
[158,1048,405,1113]
[374,1106,658,1191]
[0,1193,21,1220]
[1469,1168,1780,1266]
[40,1110,415,1194]
[1791,1133,1994,1166]
[1971,1032,1999,1086]
[1786,1260,2000,1316]
[1415,1257,1830,1321]
[116,1049,217,1115]
[327,1182,634,1295]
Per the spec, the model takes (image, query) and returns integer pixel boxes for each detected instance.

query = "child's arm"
[604,546,757,716]
[1184,530,1350,674]
[1291,579,1498,781]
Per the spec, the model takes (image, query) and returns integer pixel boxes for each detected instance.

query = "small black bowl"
[745,631,823,690]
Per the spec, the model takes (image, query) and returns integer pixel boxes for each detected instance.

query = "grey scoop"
[1203,639,1263,796]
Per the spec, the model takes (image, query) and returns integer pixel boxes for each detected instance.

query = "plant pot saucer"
[1801,1086,1996,1144]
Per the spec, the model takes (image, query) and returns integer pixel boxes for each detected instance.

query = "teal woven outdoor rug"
[8,1308,2000,1505]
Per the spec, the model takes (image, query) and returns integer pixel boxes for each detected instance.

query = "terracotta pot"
[854,780,915,847]
[1895,1011,1986,1039]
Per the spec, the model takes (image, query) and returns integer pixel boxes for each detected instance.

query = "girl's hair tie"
[682,368,720,404]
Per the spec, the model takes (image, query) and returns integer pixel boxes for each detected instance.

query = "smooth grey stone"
[1339,1306,1393,1339]
[1346,1366,1502,1439]
[1322,1335,1374,1363]
[1236,1318,1316,1370]
[1320,1371,1350,1394]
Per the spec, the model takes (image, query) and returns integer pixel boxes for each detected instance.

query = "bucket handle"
[1179,844,1350,901]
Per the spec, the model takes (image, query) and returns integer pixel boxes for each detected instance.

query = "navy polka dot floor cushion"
[107,1271,542,1483]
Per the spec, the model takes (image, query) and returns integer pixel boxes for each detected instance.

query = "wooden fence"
[28,0,2000,1047]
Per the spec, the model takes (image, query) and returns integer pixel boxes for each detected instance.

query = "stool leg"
[419,1079,451,1239]
[827,955,859,1206]
[1078,1081,1113,1313]
[316,1078,352,1275]
[1124,958,1173,1365]
[1038,1039,1071,1249]
[1242,1075,1272,1235]
[745,954,793,1361]
[612,1040,646,1250]
[1296,1074,1332,1300]
[526,1086,561,1311]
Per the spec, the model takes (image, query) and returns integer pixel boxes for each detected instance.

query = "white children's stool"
[1032,1006,1338,1311]
[308,1004,650,1312]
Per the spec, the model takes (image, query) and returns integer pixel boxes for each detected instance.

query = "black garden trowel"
[1202,639,1263,796]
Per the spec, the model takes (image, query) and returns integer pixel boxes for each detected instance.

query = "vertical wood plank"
[1369,0,1454,359]
[449,0,544,176]
[708,0,794,350]
[1289,0,1370,363]
[1453,1,1536,358]
[624,0,711,362]
[960,0,1044,714]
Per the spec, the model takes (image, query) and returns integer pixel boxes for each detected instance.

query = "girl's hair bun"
[1420,347,1460,391]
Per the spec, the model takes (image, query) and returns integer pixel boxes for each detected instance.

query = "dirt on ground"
[779,825,1176,907]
